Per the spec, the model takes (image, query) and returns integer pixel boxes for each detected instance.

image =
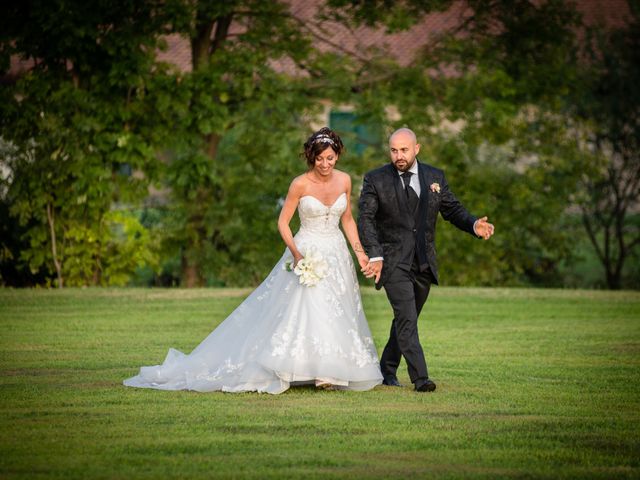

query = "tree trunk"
[206,133,221,162]
[180,12,233,288]
[582,207,629,290]
[191,23,213,70]
[46,203,63,288]
[606,271,621,290]
[181,251,204,288]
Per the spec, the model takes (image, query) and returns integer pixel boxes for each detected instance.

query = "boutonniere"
[430,182,441,193]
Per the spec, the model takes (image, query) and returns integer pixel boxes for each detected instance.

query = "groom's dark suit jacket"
[358,161,478,289]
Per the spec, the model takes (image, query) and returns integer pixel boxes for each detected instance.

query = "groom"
[358,128,494,392]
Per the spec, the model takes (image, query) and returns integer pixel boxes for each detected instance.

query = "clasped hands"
[357,252,382,283]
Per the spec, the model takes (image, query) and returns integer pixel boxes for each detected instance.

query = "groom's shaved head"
[388,128,420,172]
[389,128,417,145]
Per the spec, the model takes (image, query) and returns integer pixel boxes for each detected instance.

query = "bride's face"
[313,146,338,177]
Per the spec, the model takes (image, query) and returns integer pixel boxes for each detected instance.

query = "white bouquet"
[285,248,328,287]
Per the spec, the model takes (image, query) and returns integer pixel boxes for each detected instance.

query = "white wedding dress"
[123,192,383,394]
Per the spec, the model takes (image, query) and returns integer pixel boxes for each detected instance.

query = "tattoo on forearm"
[354,242,364,253]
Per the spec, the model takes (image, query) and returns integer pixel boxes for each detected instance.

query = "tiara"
[313,134,336,146]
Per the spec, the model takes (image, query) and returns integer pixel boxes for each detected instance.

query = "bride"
[124,127,383,393]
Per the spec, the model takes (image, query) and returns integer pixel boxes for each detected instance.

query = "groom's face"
[389,133,420,172]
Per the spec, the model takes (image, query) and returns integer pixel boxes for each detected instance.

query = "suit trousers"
[380,255,434,384]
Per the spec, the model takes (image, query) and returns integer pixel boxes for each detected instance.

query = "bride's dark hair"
[302,127,345,169]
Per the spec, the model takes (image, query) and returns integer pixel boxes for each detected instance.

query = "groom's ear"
[415,143,421,155]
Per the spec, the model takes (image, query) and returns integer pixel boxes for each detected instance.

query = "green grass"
[1,287,639,479]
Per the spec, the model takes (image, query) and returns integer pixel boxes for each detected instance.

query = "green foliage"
[347,0,606,286]
[325,0,453,32]
[0,0,174,286]
[148,0,369,286]
[1,0,636,288]
[58,210,158,287]
[0,72,162,285]
[570,8,640,289]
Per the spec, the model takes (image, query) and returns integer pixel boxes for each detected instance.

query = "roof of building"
[156,0,632,74]
[8,0,633,78]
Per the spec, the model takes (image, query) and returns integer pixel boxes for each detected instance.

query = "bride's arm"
[278,178,304,266]
[340,175,369,269]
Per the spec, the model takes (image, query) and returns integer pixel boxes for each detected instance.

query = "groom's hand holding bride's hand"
[362,260,383,283]
[356,252,369,270]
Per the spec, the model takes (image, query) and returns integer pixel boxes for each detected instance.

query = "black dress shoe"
[415,378,436,392]
[382,375,403,387]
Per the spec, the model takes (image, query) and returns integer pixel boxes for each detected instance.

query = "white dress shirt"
[400,160,421,197]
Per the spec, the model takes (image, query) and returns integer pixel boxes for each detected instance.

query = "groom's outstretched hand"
[362,260,383,283]
[474,216,495,240]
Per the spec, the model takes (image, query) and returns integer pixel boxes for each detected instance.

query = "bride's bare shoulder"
[333,169,352,187]
[288,173,310,195]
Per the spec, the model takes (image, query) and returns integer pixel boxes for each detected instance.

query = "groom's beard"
[392,157,416,172]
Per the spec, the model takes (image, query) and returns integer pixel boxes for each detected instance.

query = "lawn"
[1,287,639,479]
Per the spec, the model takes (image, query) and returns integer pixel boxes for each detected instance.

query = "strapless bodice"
[297,193,346,234]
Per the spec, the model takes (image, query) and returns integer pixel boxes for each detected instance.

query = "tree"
[152,0,458,286]
[348,0,592,286]
[4,0,631,289]
[0,0,458,286]
[1,0,457,288]
[574,7,640,289]
[0,0,172,286]
[152,1,322,286]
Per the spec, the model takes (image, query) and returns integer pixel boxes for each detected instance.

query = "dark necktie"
[401,171,419,211]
